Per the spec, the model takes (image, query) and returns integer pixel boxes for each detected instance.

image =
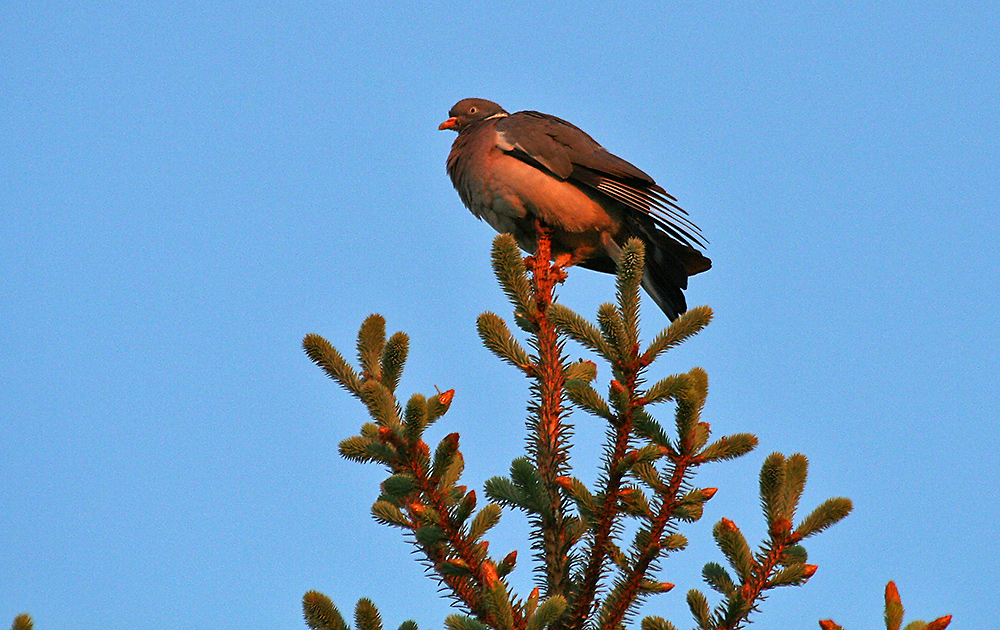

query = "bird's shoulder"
[495,110,654,185]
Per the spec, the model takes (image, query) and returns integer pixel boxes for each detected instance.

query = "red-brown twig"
[525,222,573,598]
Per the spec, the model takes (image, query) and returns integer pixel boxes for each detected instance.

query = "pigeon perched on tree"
[440,98,710,320]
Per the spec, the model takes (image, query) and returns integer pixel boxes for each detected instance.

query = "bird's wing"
[494,111,584,179]
[495,111,706,248]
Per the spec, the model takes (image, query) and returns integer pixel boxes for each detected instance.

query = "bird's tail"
[597,224,710,320]
[635,226,712,321]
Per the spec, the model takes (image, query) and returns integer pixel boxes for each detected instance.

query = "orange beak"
[438,117,458,131]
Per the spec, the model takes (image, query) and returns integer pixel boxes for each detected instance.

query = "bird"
[439,98,711,320]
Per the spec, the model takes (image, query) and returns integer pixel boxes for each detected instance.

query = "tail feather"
[595,226,710,320]
[635,225,712,321]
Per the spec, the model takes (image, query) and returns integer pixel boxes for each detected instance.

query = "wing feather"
[495,110,708,249]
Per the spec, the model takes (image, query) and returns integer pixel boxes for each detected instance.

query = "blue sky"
[2,2,997,628]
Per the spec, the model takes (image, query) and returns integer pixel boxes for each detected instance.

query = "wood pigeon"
[439,98,711,320]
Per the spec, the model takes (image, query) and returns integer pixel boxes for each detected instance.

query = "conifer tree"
[301,229,929,630]
[6,234,952,630]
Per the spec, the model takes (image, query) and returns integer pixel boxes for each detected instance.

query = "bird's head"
[439,98,508,132]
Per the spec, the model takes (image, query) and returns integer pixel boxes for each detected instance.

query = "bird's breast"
[447,132,618,236]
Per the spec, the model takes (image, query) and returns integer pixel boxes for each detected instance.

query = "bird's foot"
[551,265,568,283]
[524,254,569,283]
[551,253,572,283]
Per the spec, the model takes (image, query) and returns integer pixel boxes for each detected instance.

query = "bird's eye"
[469,107,477,114]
